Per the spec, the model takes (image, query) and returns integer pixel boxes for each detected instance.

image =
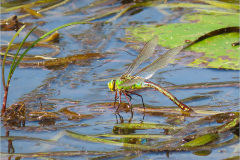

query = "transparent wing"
[94,76,120,82]
[124,36,159,76]
[134,46,183,79]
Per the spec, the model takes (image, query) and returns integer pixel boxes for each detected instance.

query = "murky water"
[1,0,239,159]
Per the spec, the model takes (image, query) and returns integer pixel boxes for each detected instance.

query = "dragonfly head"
[108,79,116,91]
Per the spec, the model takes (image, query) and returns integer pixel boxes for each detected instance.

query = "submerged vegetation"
[1,0,239,159]
[1,111,239,158]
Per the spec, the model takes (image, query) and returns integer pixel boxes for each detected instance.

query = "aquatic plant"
[2,25,35,116]
[1,21,89,116]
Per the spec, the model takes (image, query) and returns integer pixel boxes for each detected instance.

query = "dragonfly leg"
[115,90,122,114]
[115,113,124,124]
[114,91,118,108]
[125,93,132,101]
[126,91,145,110]
[129,114,133,123]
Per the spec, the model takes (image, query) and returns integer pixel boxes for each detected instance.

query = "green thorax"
[108,75,143,91]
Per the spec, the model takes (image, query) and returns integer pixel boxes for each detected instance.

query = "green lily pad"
[125,13,240,70]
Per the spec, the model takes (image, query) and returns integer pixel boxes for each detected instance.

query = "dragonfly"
[108,36,194,114]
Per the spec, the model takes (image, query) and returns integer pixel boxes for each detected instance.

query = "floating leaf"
[20,7,44,18]
[59,107,95,121]
[64,130,152,149]
[182,133,219,147]
[222,156,240,160]
[125,13,240,70]
[217,117,239,133]
[115,123,182,130]
[193,150,212,156]
[40,31,59,42]
[202,0,240,11]
[97,134,171,139]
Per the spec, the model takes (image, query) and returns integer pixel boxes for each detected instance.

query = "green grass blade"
[182,133,219,147]
[8,26,37,82]
[64,130,152,149]
[95,134,171,139]
[217,117,239,133]
[115,123,182,130]
[2,25,26,89]
[12,21,90,74]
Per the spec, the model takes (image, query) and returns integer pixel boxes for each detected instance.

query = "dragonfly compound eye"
[108,80,116,91]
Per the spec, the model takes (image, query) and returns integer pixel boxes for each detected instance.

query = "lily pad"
[125,13,240,70]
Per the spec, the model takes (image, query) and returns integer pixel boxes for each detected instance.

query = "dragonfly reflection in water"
[108,36,194,114]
